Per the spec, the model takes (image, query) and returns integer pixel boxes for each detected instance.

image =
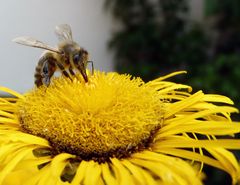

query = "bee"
[13,24,93,87]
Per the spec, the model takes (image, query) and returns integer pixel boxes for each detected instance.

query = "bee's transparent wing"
[55,24,73,41]
[13,36,61,54]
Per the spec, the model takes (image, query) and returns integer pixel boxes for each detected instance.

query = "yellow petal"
[24,165,50,185]
[154,137,240,149]
[207,148,240,183]
[156,148,224,171]
[130,157,188,185]
[0,87,24,99]
[138,167,159,185]
[15,157,51,170]
[51,153,74,179]
[157,122,240,136]
[0,110,16,119]
[164,91,204,119]
[122,160,148,185]
[203,94,234,104]
[111,158,135,185]
[101,162,118,185]
[5,132,49,146]
[133,151,202,185]
[3,169,38,185]
[0,117,18,124]
[0,147,32,184]
[83,160,102,185]
[149,71,187,82]
[71,161,88,185]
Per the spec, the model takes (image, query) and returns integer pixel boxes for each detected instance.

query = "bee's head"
[59,41,89,82]
[72,49,89,66]
[71,49,89,82]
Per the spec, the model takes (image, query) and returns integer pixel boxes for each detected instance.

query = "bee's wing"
[13,36,61,54]
[55,24,73,41]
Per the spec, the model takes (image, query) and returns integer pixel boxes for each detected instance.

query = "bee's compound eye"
[73,54,80,64]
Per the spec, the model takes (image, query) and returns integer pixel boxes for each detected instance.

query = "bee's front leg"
[87,61,94,75]
[54,60,72,79]
[68,65,76,76]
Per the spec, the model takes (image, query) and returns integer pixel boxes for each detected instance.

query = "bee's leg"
[41,62,51,85]
[54,60,71,79]
[35,56,56,87]
[87,61,94,75]
[76,62,88,82]
[68,66,76,76]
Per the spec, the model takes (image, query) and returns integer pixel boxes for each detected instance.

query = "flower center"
[17,72,163,162]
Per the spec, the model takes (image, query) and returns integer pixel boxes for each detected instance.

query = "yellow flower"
[0,71,240,185]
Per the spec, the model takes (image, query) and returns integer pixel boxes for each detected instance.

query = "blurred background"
[0,0,239,184]
[105,1,240,184]
[105,0,240,114]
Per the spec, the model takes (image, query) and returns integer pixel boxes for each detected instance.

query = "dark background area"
[105,0,240,184]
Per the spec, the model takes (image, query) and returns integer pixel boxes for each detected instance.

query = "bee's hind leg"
[35,56,56,87]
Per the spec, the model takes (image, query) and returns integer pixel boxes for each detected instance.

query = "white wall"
[0,0,114,93]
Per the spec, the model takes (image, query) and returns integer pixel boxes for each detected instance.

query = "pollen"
[17,71,163,161]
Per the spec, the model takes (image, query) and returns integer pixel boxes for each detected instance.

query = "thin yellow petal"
[133,151,202,185]
[101,162,118,185]
[83,160,102,185]
[164,91,204,119]
[130,158,188,185]
[2,97,18,102]
[71,161,88,185]
[157,84,192,94]
[111,158,135,185]
[0,110,16,119]
[5,132,49,146]
[51,153,74,179]
[0,123,19,128]
[154,137,240,149]
[0,143,23,163]
[38,170,53,185]
[0,105,16,112]
[0,117,18,124]
[122,160,148,185]
[149,71,187,82]
[203,94,234,104]
[0,147,32,184]
[138,167,159,185]
[155,148,224,171]
[15,157,51,170]
[157,122,240,136]
[207,148,240,183]
[3,169,38,185]
[24,165,50,185]
[0,86,24,99]
[161,107,238,136]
